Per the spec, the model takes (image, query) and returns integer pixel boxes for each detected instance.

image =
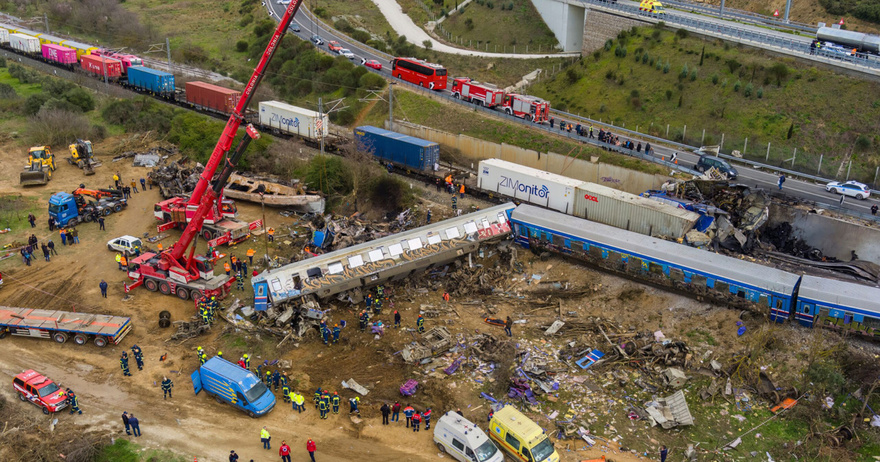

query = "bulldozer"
[20,146,55,186]
[68,139,99,175]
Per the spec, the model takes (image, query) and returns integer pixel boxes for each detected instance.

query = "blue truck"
[191,356,276,417]
[126,66,176,98]
[354,126,440,171]
[48,189,127,227]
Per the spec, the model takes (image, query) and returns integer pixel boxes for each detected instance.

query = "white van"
[434,411,504,462]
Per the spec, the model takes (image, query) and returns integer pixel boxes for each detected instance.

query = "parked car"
[13,370,68,414]
[695,154,738,179]
[362,59,382,70]
[826,180,871,199]
[289,23,300,32]
[339,48,355,59]
[107,235,144,255]
[310,35,324,46]
[328,41,343,52]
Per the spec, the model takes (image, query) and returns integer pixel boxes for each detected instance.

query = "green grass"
[529,25,880,184]
[97,439,189,462]
[314,0,397,39]
[0,195,39,237]
[440,0,559,52]
[362,87,667,175]
[686,328,718,346]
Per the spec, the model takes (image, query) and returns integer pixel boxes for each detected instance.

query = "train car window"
[348,255,364,268]
[427,234,442,245]
[669,267,684,282]
[648,261,664,276]
[407,238,423,250]
[327,262,345,275]
[844,312,853,325]
[606,250,622,264]
[368,249,385,262]
[306,268,323,279]
[691,274,707,288]
[530,227,540,239]
[736,290,746,298]
[445,227,461,240]
[481,218,491,229]
[627,256,643,274]
[463,221,478,234]
[759,294,769,306]
[775,299,784,310]
[389,243,404,257]
[551,233,564,247]
[588,245,603,259]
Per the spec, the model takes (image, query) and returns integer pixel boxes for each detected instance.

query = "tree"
[768,63,790,86]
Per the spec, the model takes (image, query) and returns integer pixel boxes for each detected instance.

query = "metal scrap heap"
[148,160,204,199]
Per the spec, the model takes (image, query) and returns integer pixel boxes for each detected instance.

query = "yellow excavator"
[68,139,99,175]
[20,146,55,186]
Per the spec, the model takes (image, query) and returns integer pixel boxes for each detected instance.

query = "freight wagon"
[0,29,8,45]
[0,305,132,347]
[258,100,327,141]
[41,44,77,67]
[186,81,241,114]
[354,125,440,171]
[60,40,97,60]
[9,33,40,54]
[126,66,175,97]
[93,50,142,73]
[477,158,582,214]
[80,54,122,80]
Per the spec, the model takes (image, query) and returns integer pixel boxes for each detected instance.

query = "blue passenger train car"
[795,275,880,339]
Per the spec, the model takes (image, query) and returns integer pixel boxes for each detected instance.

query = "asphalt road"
[266,1,880,218]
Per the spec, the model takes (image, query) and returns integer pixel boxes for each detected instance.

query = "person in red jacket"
[412,410,422,432]
[306,438,317,462]
[279,441,291,462]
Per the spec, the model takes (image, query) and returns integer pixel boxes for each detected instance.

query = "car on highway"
[13,370,67,414]
[289,23,300,32]
[108,235,144,255]
[695,154,738,179]
[826,180,871,199]
[339,48,355,59]
[277,0,290,4]
[362,58,382,70]
[328,41,343,52]
[310,35,324,46]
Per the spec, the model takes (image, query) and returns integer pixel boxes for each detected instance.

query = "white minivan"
[434,411,504,462]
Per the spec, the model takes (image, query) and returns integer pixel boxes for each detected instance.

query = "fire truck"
[451,77,505,108]
[125,0,305,300]
[502,93,551,123]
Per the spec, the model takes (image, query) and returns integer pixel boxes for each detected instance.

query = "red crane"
[125,0,305,299]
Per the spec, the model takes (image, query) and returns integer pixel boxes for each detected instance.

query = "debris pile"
[148,160,204,199]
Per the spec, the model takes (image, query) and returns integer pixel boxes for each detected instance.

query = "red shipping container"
[41,44,77,66]
[80,55,122,79]
[185,81,241,114]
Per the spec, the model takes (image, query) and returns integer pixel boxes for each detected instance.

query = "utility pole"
[166,38,171,66]
[318,97,324,156]
[43,14,49,34]
[101,57,108,86]
[260,192,268,261]
[783,0,792,22]
[388,82,395,131]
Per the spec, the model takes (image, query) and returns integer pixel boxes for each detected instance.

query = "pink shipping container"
[41,44,77,65]
[80,55,122,80]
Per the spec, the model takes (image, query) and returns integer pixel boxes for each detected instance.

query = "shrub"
[744,83,753,97]
[663,62,670,73]
[768,62,790,86]
[630,89,640,98]
[786,122,794,139]
[726,58,742,74]
[62,87,95,112]
[27,108,91,147]
[675,28,689,39]
[423,40,432,49]
[689,69,697,81]
[334,19,355,33]
[652,30,661,41]
[0,82,16,99]
[235,40,248,52]
[24,94,50,116]
[352,30,371,42]
[465,18,475,31]
[486,1,494,8]
[856,134,872,151]
[0,56,6,68]
[666,89,673,100]
[757,87,764,98]
[565,67,581,84]
[679,63,689,80]
[605,69,616,80]
[604,39,613,51]
[313,6,328,18]
[593,50,601,61]
[655,60,661,70]
[367,175,415,212]
[711,74,719,85]
[614,45,627,58]
[734,80,741,92]
[239,14,253,27]
[305,155,353,195]
[642,52,649,64]
[678,94,682,107]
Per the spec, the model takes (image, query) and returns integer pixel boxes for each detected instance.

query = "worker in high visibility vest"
[119,254,128,271]
[115,253,123,270]
[223,261,231,275]
[267,227,275,242]
[246,248,256,264]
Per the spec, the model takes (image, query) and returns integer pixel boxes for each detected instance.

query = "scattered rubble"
[149,159,204,199]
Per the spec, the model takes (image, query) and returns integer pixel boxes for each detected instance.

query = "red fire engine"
[125,0,305,300]
[502,93,550,123]
[451,77,505,108]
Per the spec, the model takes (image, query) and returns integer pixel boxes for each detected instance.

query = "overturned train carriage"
[252,203,516,310]
[510,204,801,318]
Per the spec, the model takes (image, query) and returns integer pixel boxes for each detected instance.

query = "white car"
[107,235,144,255]
[339,49,355,59]
[825,180,871,200]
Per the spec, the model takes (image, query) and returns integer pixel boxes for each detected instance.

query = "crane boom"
[167,0,303,265]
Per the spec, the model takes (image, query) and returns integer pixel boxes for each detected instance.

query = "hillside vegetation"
[438,0,559,52]
[528,25,880,183]
[699,0,880,33]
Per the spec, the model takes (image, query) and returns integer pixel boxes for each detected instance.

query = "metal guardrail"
[661,0,817,34]
[578,0,880,72]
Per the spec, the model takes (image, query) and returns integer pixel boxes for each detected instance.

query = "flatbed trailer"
[0,306,132,347]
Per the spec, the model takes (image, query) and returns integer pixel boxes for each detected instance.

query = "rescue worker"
[314,387,323,409]
[394,310,401,328]
[318,394,329,419]
[237,270,244,291]
[424,407,432,430]
[282,381,291,403]
[416,314,425,334]
[120,253,127,271]
[217,351,224,360]
[373,296,382,315]
[266,370,274,387]
[349,396,360,415]
[403,403,415,427]
[243,353,250,369]
[321,325,331,345]
[332,324,341,344]
[199,352,207,365]
[267,227,275,242]
[377,285,384,298]
[131,344,144,370]
[321,391,330,413]
[288,390,297,409]
[412,410,422,432]
[365,294,373,313]
[116,252,123,270]
[272,370,281,391]
[161,376,174,399]
[67,388,82,414]
[459,183,465,198]
[238,357,247,368]
[331,391,340,414]
[120,352,132,376]
[391,401,401,422]
[246,248,255,264]
[201,307,210,325]
[224,261,231,275]
[197,346,204,360]
[280,373,288,390]
[426,209,432,224]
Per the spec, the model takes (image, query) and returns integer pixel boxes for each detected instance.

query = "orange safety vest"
[224,262,231,272]
[231,256,237,264]
[120,255,127,265]
[443,292,450,302]
[157,243,163,251]
[459,184,465,194]
[267,228,275,236]
[246,248,255,257]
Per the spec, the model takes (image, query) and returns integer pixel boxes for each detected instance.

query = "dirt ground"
[0,138,868,462]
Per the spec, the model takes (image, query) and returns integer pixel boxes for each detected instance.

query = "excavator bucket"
[20,163,50,186]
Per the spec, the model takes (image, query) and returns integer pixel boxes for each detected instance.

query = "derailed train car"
[252,203,516,311]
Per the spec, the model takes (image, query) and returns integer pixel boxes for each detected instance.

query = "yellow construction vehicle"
[68,139,99,175]
[26,146,56,171]
[20,146,55,186]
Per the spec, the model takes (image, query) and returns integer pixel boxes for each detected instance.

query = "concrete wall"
[389,121,670,195]
[532,0,585,52]
[582,7,648,53]
[768,203,880,264]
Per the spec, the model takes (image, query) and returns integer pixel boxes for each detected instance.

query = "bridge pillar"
[532,0,586,52]
[582,7,649,53]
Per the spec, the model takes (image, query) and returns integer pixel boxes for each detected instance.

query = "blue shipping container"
[127,66,175,95]
[354,126,440,171]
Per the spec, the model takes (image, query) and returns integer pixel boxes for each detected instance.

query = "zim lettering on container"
[268,112,299,129]
[499,176,550,198]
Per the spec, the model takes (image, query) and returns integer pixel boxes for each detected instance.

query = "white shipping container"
[258,100,329,142]
[478,158,581,214]
[0,29,8,45]
[573,182,700,239]
[9,33,39,54]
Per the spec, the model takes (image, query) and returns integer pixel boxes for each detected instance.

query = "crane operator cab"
[194,255,218,280]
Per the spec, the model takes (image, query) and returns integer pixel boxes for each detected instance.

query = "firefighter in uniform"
[358,310,368,332]
[197,346,204,360]
[161,376,174,399]
[365,294,373,313]
[332,324,341,344]
[314,387,322,409]
[319,395,329,419]
[376,285,384,298]
[272,370,281,391]
[321,325,331,345]
[243,354,251,370]
[236,270,244,291]
[120,352,132,376]
[66,388,82,414]
[424,407,433,429]
[131,345,144,370]
[265,370,273,387]
[373,296,382,315]
[331,391,340,414]
[282,381,290,402]
[293,392,304,412]
[417,315,425,334]
[199,352,207,365]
